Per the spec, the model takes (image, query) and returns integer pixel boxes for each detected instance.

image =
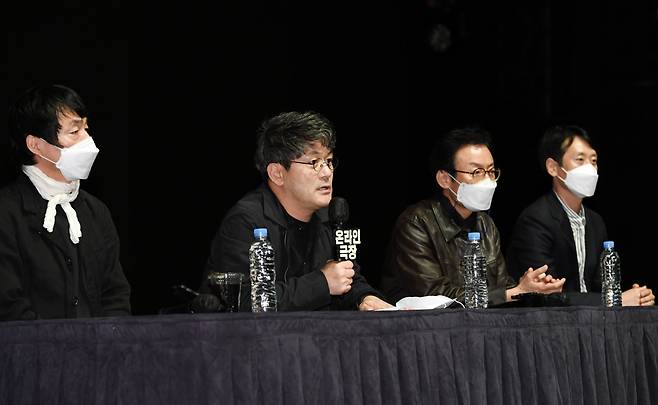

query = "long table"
[2,306,657,404]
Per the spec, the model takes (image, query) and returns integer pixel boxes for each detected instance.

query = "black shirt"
[284,211,312,280]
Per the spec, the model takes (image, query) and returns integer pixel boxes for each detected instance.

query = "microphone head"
[329,197,349,224]
[190,293,222,313]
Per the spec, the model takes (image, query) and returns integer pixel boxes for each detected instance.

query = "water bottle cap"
[467,232,481,241]
[603,240,614,249]
[254,228,268,238]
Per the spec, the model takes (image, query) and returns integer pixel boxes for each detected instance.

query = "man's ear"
[266,162,286,186]
[25,135,41,155]
[546,158,560,177]
[435,170,452,189]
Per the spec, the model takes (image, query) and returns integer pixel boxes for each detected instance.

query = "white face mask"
[448,175,497,212]
[560,163,598,198]
[39,137,100,181]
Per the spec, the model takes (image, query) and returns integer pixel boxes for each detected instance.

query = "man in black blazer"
[506,125,654,306]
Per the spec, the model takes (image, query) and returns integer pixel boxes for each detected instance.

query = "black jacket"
[0,174,131,320]
[380,198,516,306]
[203,184,381,310]
[506,192,606,293]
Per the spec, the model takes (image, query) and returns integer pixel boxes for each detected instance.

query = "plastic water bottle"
[599,240,622,307]
[461,232,488,309]
[249,228,277,312]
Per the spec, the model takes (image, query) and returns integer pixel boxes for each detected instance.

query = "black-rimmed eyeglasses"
[290,157,338,172]
[454,167,501,181]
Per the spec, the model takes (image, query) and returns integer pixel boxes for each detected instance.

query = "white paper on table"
[375,295,456,311]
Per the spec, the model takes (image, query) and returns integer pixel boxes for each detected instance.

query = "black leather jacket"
[380,197,516,305]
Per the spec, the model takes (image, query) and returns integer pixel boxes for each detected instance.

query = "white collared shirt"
[554,192,587,292]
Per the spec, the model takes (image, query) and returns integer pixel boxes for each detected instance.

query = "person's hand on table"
[622,284,655,306]
[358,295,394,311]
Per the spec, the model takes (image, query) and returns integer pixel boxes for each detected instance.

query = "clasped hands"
[622,284,655,306]
[517,265,566,294]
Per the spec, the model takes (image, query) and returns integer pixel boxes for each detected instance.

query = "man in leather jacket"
[203,111,392,311]
[380,127,564,305]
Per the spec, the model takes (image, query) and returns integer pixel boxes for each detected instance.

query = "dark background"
[5,1,658,314]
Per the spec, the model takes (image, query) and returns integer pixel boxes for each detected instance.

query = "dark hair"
[8,84,88,166]
[538,125,593,168]
[428,126,493,175]
[254,111,336,178]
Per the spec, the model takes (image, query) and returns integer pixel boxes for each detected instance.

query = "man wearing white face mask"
[0,84,131,320]
[507,125,654,306]
[381,127,565,305]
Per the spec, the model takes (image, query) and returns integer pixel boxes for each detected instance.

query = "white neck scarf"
[22,165,82,244]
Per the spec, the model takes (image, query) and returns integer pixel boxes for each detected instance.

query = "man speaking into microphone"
[202,111,392,311]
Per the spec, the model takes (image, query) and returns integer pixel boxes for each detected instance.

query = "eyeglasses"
[454,167,501,181]
[290,157,338,172]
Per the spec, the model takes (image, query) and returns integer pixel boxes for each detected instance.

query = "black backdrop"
[5,1,658,315]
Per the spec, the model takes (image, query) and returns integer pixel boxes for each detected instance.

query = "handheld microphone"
[328,197,361,261]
